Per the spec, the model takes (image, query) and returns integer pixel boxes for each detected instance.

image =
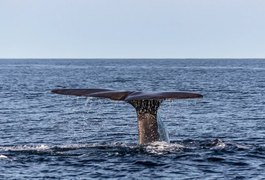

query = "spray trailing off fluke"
[51,88,203,145]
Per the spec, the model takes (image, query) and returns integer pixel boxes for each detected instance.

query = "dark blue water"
[0,59,265,179]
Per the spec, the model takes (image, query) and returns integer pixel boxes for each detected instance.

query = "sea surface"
[0,59,265,179]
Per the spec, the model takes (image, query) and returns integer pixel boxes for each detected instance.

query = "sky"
[0,0,265,59]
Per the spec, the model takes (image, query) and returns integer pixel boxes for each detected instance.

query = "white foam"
[145,141,184,154]
[210,139,226,150]
[0,144,51,152]
[0,155,8,159]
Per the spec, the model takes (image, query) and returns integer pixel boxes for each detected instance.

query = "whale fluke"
[124,91,203,101]
[51,88,112,97]
[51,88,203,144]
[51,89,202,101]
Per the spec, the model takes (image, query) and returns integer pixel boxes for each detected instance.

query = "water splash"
[145,141,184,155]
[157,113,170,143]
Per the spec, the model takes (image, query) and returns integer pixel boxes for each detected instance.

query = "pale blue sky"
[0,0,265,58]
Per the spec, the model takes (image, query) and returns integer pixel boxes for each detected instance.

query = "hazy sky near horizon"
[1,0,265,58]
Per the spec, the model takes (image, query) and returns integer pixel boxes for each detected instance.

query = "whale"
[51,88,203,145]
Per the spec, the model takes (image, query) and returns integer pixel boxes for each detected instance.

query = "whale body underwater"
[51,88,203,145]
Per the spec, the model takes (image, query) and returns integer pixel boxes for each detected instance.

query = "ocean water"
[0,59,264,179]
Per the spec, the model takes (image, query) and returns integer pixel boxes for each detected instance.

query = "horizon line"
[0,58,265,60]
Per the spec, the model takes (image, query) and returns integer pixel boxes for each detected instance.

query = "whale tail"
[51,88,203,144]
